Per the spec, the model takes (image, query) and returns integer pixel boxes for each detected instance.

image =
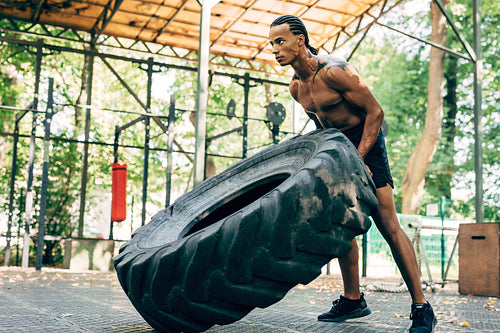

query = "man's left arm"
[326,62,384,160]
[357,100,383,160]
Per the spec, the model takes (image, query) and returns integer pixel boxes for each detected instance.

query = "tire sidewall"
[133,129,368,249]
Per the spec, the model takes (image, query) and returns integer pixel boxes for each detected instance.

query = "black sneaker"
[318,293,371,322]
[409,301,437,333]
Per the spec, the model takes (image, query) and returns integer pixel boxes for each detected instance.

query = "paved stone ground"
[0,267,499,332]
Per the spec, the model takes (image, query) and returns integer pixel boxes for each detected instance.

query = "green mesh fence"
[358,214,459,281]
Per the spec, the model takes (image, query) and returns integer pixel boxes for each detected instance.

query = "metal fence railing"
[361,214,460,287]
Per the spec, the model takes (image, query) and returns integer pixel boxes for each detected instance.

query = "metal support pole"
[271,124,280,145]
[16,188,24,266]
[78,41,95,238]
[440,197,445,280]
[113,126,120,164]
[292,100,299,135]
[242,73,250,158]
[443,233,459,281]
[140,58,154,226]
[130,196,135,235]
[472,0,484,223]
[35,78,54,271]
[362,234,368,278]
[165,94,176,207]
[193,1,213,188]
[141,116,150,226]
[22,112,38,269]
[4,114,23,266]
[22,39,44,268]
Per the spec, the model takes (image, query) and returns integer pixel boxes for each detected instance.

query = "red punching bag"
[111,163,127,222]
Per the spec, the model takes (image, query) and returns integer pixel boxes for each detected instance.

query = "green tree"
[350,0,499,220]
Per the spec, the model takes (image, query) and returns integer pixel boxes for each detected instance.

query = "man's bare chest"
[295,81,343,113]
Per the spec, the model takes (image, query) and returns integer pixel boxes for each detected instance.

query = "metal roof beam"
[322,0,403,53]
[30,0,45,21]
[153,0,190,43]
[433,0,476,62]
[211,0,258,47]
[375,21,472,61]
[92,0,125,41]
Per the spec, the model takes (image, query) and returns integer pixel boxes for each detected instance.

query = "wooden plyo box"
[458,222,500,297]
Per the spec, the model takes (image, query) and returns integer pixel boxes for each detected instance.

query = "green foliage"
[0,42,33,106]
[348,0,499,220]
[445,0,500,221]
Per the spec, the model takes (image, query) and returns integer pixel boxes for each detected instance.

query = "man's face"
[269,23,301,66]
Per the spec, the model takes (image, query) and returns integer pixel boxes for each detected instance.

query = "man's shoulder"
[289,75,300,99]
[289,74,300,88]
[317,55,350,71]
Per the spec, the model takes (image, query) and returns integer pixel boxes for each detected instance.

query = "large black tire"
[113,128,378,333]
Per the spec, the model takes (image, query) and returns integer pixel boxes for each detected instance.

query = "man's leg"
[317,222,370,322]
[372,184,425,304]
[336,185,425,302]
[338,239,361,299]
[373,185,437,332]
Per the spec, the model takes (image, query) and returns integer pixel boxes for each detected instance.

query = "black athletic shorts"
[342,122,394,189]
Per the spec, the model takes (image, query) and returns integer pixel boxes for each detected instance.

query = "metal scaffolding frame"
[0,33,290,269]
[0,0,484,272]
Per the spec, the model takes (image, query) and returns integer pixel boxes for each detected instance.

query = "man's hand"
[358,151,372,178]
[365,164,373,178]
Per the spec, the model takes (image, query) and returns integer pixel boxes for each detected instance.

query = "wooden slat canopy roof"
[0,0,403,74]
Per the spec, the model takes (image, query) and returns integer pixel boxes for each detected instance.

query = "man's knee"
[374,214,403,240]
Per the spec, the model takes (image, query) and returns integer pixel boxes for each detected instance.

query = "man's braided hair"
[270,15,318,55]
